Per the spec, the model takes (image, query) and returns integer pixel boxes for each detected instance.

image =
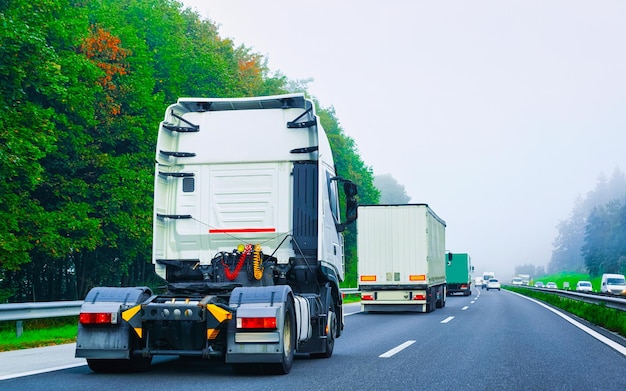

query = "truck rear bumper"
[226,351,283,364]
[75,348,129,359]
[361,303,426,312]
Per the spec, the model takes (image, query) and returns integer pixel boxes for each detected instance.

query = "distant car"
[534,281,544,288]
[511,277,523,286]
[600,273,626,295]
[486,278,501,291]
[546,282,558,289]
[575,281,593,293]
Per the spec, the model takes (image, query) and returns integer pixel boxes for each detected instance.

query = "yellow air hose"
[253,244,263,280]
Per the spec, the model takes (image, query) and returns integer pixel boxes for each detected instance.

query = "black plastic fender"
[226,285,295,371]
[75,286,152,360]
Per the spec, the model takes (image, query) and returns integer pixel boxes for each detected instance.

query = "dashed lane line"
[379,340,416,358]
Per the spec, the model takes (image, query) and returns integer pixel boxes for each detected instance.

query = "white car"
[486,278,501,291]
[575,281,593,293]
[600,273,626,295]
[546,282,558,289]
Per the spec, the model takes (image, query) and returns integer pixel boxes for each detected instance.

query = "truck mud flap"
[225,285,293,365]
[75,287,152,359]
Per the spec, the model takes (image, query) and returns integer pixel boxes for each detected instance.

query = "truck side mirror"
[344,182,358,224]
[344,181,358,197]
[336,180,358,232]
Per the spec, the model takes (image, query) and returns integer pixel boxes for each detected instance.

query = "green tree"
[551,168,626,274]
[317,103,379,287]
[582,199,626,276]
[0,0,380,301]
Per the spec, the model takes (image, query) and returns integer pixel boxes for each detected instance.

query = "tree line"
[550,168,626,277]
[0,0,379,302]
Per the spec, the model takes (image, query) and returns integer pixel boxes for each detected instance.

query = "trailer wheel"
[436,286,445,309]
[425,288,435,313]
[267,297,295,375]
[311,310,336,359]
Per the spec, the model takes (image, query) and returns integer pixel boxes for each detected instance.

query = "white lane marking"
[0,363,87,381]
[461,306,469,310]
[379,340,416,358]
[441,316,455,323]
[508,290,626,357]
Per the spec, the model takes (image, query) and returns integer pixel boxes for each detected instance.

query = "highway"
[1,288,626,390]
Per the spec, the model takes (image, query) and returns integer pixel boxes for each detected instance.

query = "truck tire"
[87,359,121,373]
[86,355,151,373]
[436,285,445,308]
[424,287,434,313]
[268,297,296,374]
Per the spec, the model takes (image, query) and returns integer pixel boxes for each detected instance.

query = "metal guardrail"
[0,289,361,323]
[0,300,83,322]
[0,300,83,338]
[516,286,626,311]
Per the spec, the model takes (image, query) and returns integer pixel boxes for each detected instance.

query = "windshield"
[607,278,626,285]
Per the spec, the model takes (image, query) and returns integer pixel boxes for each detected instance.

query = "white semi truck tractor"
[75,93,358,375]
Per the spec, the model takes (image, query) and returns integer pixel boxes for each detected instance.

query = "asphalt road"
[1,289,625,390]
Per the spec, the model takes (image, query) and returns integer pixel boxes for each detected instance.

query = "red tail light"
[413,294,426,300]
[237,317,277,330]
[79,312,116,325]
[361,294,374,301]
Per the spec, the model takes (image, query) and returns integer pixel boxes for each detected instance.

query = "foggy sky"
[180,0,626,279]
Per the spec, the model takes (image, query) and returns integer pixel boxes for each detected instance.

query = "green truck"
[446,253,473,296]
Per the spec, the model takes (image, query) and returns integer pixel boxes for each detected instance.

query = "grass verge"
[0,317,78,352]
[507,286,626,339]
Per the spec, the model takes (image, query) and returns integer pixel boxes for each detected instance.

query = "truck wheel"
[311,310,336,359]
[425,288,435,313]
[268,297,296,375]
[436,286,445,308]
[87,359,129,373]
[86,355,152,373]
[129,354,152,372]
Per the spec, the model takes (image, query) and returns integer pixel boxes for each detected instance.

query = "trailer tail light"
[237,317,277,330]
[413,294,426,300]
[79,312,118,325]
[409,274,426,281]
[360,275,376,282]
[361,294,374,301]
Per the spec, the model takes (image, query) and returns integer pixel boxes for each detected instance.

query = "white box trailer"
[357,204,446,312]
